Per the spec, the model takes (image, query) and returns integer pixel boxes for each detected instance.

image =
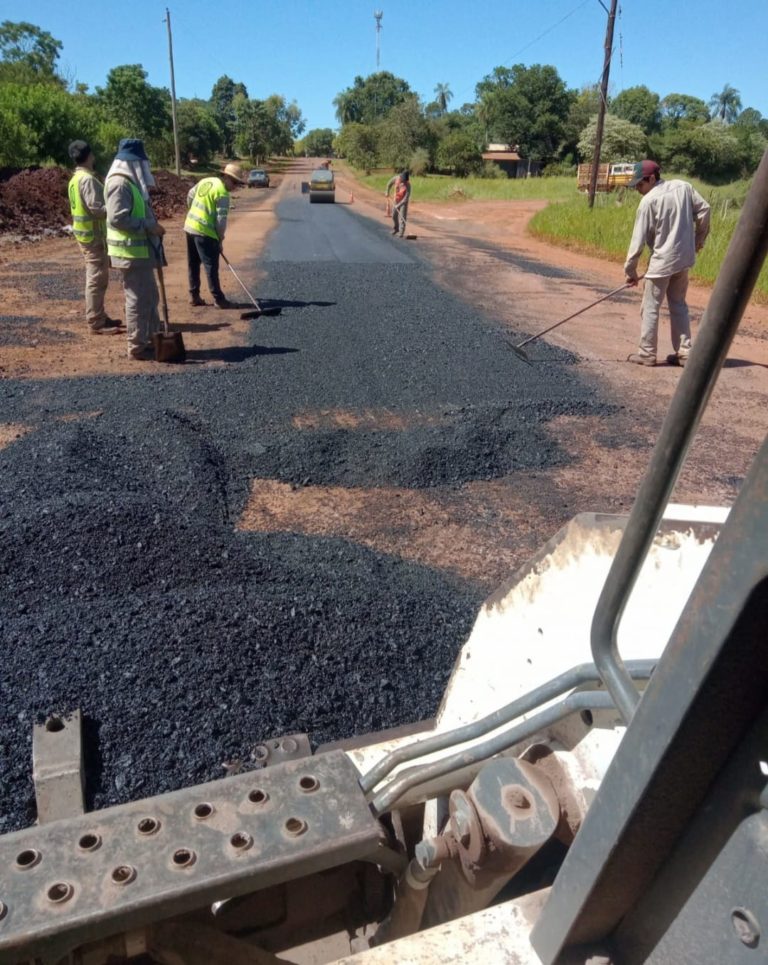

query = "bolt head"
[414,839,435,868]
[453,811,471,848]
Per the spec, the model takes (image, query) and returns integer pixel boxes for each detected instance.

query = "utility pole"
[588,0,618,209]
[374,10,383,69]
[164,7,182,177]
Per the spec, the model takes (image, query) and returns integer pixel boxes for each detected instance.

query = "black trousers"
[186,233,224,301]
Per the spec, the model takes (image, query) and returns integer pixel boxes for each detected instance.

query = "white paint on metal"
[348,511,724,804]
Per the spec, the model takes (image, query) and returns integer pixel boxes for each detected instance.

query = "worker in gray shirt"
[67,140,122,333]
[624,160,710,367]
[105,139,164,360]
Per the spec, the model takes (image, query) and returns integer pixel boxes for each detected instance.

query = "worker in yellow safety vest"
[184,163,246,308]
[67,140,122,333]
[105,139,165,360]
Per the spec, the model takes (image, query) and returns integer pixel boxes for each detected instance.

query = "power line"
[507,0,592,62]
[449,0,594,109]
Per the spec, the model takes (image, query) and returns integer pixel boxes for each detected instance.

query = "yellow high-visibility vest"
[184,177,228,240]
[68,169,102,246]
[106,177,149,260]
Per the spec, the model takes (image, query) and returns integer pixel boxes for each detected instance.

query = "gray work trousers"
[639,270,692,361]
[393,201,409,237]
[79,242,109,328]
[120,262,160,353]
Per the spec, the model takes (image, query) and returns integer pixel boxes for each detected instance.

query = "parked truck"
[577,161,635,193]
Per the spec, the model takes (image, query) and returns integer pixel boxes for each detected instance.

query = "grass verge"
[529,182,767,302]
[357,171,576,202]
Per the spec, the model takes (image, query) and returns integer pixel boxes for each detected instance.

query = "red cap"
[628,159,660,187]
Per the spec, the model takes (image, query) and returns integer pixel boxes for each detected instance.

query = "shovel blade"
[153,331,186,364]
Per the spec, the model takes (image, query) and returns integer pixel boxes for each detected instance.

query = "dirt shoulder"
[0,175,285,380]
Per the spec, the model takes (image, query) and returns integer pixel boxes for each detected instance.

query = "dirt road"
[1,159,765,832]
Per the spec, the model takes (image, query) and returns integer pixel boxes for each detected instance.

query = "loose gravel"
[0,201,627,833]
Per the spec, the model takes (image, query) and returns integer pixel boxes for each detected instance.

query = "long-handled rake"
[220,252,282,320]
[511,282,635,364]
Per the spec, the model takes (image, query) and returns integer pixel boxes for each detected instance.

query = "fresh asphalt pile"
[0,193,629,833]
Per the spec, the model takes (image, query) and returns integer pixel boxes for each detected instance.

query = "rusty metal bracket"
[250,733,312,768]
[32,711,85,824]
[0,751,380,963]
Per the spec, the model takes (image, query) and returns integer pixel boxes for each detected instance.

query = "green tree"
[562,84,601,157]
[176,99,221,164]
[377,97,430,170]
[334,123,379,173]
[735,107,763,129]
[476,64,573,160]
[578,114,647,162]
[409,147,430,176]
[611,85,661,134]
[232,94,304,160]
[434,82,453,115]
[709,84,742,123]
[0,101,36,165]
[210,75,248,155]
[660,93,710,127]
[0,21,62,77]
[96,65,170,145]
[301,127,335,156]
[656,121,760,181]
[0,82,97,165]
[333,72,411,125]
[435,130,481,176]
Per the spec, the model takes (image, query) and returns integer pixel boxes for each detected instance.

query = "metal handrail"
[360,660,656,796]
[370,689,618,816]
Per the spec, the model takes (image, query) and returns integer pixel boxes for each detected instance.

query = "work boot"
[626,353,656,366]
[666,353,687,367]
[128,344,153,361]
[214,298,237,310]
[190,293,207,307]
[90,317,124,334]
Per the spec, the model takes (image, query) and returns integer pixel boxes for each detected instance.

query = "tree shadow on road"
[185,345,298,364]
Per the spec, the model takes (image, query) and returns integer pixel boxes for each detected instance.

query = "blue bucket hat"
[115,138,149,162]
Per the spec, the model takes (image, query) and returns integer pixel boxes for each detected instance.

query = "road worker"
[393,170,411,238]
[105,139,164,360]
[184,163,246,308]
[624,160,710,367]
[67,140,122,333]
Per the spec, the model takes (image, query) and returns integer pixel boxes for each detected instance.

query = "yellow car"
[309,168,335,203]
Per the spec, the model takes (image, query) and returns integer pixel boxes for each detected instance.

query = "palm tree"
[709,84,742,123]
[434,82,453,115]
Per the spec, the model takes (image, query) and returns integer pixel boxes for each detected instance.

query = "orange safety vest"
[395,180,408,203]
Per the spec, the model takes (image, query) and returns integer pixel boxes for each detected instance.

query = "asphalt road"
[0,185,622,833]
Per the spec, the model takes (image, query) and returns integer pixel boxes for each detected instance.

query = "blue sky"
[21,0,768,130]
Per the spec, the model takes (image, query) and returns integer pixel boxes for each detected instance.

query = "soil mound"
[0,167,71,236]
[0,167,198,237]
[149,169,195,220]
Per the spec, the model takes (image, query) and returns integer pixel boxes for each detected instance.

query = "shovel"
[152,242,186,363]
[511,282,635,364]
[220,252,282,320]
